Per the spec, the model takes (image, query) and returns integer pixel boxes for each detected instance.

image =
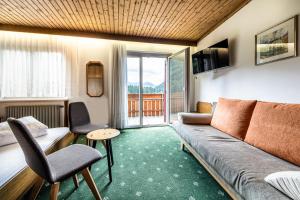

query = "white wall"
[194,0,300,105]
[69,38,112,125]
[70,38,186,125]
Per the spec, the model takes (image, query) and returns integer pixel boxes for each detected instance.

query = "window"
[0,32,72,98]
[0,50,66,98]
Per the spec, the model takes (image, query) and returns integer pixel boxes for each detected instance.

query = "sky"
[127,57,166,86]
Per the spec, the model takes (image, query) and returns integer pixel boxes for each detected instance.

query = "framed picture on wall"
[255,15,298,65]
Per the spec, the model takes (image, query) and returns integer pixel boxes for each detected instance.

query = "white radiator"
[5,105,63,128]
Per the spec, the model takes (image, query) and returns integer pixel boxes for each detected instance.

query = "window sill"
[0,97,69,103]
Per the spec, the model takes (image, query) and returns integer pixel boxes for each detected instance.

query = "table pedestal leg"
[108,140,114,166]
[106,139,112,183]
[92,140,97,149]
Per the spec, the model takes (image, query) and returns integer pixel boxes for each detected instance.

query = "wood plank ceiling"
[0,0,250,46]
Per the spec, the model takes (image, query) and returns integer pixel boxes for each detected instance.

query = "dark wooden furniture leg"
[88,138,116,182]
[108,140,114,166]
[92,140,97,149]
[89,140,97,170]
[106,139,112,183]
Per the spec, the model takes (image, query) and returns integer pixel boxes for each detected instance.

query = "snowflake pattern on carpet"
[37,126,230,200]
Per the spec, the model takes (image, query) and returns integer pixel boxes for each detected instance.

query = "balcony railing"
[128,93,165,117]
[128,93,184,116]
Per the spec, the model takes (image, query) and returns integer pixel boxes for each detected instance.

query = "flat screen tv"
[192,39,229,74]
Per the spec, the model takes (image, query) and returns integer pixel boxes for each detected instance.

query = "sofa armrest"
[178,112,212,125]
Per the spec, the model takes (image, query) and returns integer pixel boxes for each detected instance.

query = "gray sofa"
[172,121,299,200]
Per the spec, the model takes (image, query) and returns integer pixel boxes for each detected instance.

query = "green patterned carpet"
[37,126,230,200]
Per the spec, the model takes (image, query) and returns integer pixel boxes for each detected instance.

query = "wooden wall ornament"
[86,61,104,97]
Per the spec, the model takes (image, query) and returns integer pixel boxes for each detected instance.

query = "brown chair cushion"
[245,102,300,166]
[211,98,257,140]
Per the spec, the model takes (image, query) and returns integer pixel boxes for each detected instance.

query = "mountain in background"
[154,82,164,92]
[128,82,164,94]
[143,82,155,87]
[128,82,156,87]
[128,82,139,86]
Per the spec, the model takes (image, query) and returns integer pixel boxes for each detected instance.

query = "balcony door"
[126,52,168,127]
[167,48,190,123]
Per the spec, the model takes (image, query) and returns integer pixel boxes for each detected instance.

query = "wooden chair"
[7,118,103,200]
[69,102,106,148]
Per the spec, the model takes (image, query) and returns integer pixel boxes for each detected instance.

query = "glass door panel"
[168,49,189,123]
[127,57,141,127]
[142,57,166,125]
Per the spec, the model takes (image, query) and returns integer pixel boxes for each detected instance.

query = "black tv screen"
[192,39,229,74]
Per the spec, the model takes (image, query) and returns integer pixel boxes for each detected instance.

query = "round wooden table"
[87,128,120,183]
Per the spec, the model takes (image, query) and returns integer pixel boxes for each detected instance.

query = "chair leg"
[29,176,44,200]
[180,141,185,151]
[73,174,79,189]
[82,168,102,200]
[50,183,60,200]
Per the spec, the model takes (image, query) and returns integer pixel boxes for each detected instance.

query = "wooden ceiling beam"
[0,23,197,46]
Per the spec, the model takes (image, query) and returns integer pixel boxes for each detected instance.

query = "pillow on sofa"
[211,97,257,140]
[245,102,300,166]
[178,113,212,125]
[0,116,48,147]
[265,171,300,200]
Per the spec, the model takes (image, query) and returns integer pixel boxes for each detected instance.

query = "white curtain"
[0,31,76,98]
[109,43,128,129]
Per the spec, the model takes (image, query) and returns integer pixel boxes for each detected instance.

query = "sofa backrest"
[244,101,300,166]
[211,97,257,140]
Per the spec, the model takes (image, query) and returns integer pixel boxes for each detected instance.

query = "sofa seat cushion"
[0,127,70,187]
[211,98,257,140]
[245,101,300,166]
[172,121,299,200]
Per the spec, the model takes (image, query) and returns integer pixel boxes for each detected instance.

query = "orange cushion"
[245,102,300,166]
[211,98,257,140]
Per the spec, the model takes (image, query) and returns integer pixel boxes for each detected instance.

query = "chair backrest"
[7,118,52,181]
[69,102,91,130]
